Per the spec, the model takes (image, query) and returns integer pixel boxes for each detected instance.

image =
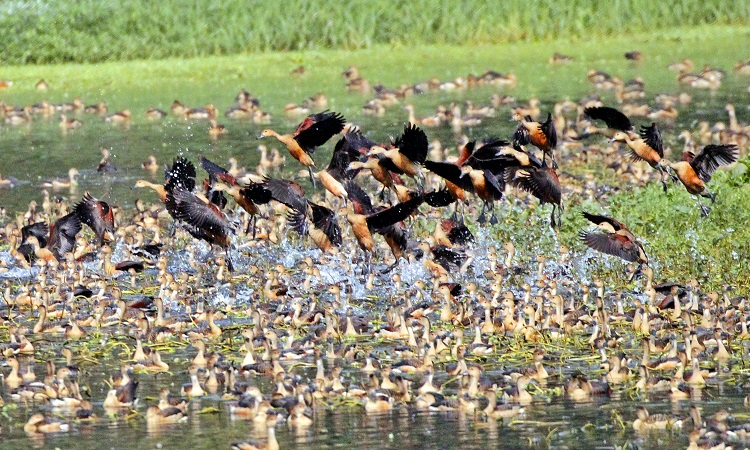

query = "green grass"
[1,0,750,64]
[562,163,750,293]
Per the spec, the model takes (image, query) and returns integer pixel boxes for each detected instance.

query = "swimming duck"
[58,114,82,132]
[41,167,79,189]
[105,109,132,124]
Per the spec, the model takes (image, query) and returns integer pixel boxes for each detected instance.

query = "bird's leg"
[666,166,679,183]
[659,167,669,193]
[377,186,389,204]
[478,202,487,224]
[381,259,399,274]
[489,204,498,225]
[702,191,717,204]
[308,166,316,189]
[551,153,559,170]
[697,197,711,217]
[627,264,643,282]
[225,248,235,273]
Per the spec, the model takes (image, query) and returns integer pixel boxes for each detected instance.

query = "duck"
[549,52,574,64]
[211,178,272,237]
[483,389,523,419]
[579,212,647,266]
[632,406,682,432]
[404,104,443,127]
[208,119,227,138]
[259,110,345,186]
[145,108,167,119]
[512,112,558,168]
[146,405,187,425]
[105,109,132,124]
[664,144,739,216]
[231,412,279,450]
[668,59,694,72]
[24,414,69,434]
[141,155,159,174]
[97,148,117,174]
[342,66,370,93]
[185,104,218,120]
[59,114,82,132]
[367,123,429,181]
[42,167,79,189]
[512,98,541,119]
[363,390,393,414]
[625,51,643,61]
[610,123,670,191]
[180,365,206,397]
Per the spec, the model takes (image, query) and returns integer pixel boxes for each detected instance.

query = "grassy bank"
[1,0,750,64]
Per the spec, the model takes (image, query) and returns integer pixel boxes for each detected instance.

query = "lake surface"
[1,37,750,450]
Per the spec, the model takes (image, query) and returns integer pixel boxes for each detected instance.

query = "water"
[1,40,750,449]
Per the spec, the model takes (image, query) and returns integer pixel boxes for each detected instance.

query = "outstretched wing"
[21,222,49,247]
[689,144,739,183]
[581,211,624,231]
[345,181,374,215]
[395,123,428,165]
[264,177,307,211]
[47,212,82,260]
[366,195,424,232]
[166,188,229,235]
[424,161,474,192]
[541,113,558,149]
[310,202,342,247]
[200,156,228,182]
[512,122,531,147]
[580,231,642,263]
[639,123,664,158]
[584,106,632,131]
[294,111,346,153]
[165,157,197,192]
[507,166,561,205]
